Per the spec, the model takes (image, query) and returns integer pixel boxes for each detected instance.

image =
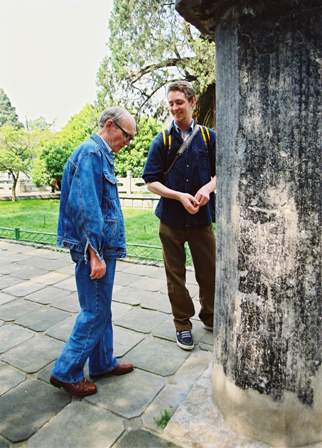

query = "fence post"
[15,227,20,240]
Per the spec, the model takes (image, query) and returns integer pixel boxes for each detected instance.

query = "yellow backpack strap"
[162,129,171,150]
[204,126,211,145]
[199,125,210,147]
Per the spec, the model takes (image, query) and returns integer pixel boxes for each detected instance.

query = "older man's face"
[107,115,136,153]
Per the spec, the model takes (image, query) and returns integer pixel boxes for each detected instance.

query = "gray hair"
[99,106,128,128]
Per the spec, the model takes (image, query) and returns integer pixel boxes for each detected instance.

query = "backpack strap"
[199,125,215,177]
[162,129,172,151]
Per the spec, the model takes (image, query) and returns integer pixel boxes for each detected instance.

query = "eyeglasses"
[113,121,134,142]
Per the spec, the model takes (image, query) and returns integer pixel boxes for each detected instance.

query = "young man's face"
[167,90,196,127]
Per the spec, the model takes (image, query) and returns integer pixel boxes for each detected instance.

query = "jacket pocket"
[103,170,117,199]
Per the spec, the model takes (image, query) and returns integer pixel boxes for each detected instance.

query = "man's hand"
[88,246,106,280]
[194,185,211,207]
[179,193,200,215]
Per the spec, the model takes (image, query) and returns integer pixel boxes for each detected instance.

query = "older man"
[50,107,136,396]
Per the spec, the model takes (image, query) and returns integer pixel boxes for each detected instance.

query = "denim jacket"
[142,122,216,229]
[57,134,126,260]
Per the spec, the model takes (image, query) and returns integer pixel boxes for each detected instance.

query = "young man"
[143,81,216,350]
[50,107,136,396]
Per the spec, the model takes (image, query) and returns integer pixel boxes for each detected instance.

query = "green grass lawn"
[0,198,160,246]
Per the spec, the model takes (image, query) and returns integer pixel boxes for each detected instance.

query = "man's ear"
[190,97,197,108]
[105,119,113,130]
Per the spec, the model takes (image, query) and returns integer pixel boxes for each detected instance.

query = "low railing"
[0,226,192,265]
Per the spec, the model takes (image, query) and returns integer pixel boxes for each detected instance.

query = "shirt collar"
[173,119,195,136]
[98,135,112,153]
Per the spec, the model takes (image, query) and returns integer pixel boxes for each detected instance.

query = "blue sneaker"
[176,330,194,350]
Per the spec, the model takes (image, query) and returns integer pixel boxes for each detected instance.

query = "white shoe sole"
[176,339,194,351]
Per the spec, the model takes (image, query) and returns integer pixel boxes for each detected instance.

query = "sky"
[0,0,113,129]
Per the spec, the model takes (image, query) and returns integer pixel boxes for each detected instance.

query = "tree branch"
[128,57,193,84]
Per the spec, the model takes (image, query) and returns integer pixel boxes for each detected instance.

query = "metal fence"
[0,226,192,265]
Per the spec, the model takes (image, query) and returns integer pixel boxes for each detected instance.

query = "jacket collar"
[90,133,114,165]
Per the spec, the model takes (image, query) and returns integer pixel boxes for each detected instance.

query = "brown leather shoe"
[90,362,134,380]
[50,376,97,397]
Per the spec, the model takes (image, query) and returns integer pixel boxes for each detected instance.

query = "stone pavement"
[0,240,213,448]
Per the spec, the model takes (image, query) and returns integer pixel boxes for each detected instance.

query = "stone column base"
[164,365,322,448]
[212,364,322,447]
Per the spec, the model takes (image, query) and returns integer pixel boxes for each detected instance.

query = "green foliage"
[0,88,21,127]
[115,116,161,177]
[97,0,215,119]
[33,104,99,187]
[0,125,34,200]
[154,408,173,429]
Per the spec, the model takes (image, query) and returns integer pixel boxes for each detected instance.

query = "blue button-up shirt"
[143,121,216,228]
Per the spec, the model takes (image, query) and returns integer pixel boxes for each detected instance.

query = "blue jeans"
[51,251,118,383]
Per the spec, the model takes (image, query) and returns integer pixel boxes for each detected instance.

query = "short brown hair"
[167,81,196,102]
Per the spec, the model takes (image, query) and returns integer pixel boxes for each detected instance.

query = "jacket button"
[186,178,189,182]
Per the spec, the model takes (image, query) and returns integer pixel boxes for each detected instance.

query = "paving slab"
[112,301,133,320]
[139,290,172,314]
[16,308,70,332]
[0,364,26,396]
[115,308,168,334]
[6,265,48,281]
[27,400,124,448]
[53,276,77,291]
[56,263,75,275]
[1,334,63,373]
[0,264,23,276]
[50,293,80,313]
[112,285,141,305]
[133,277,166,292]
[45,315,76,342]
[0,380,71,442]
[113,325,145,357]
[16,256,70,271]
[114,271,141,287]
[0,300,43,322]
[0,276,24,290]
[0,324,34,353]
[143,384,190,433]
[126,337,190,376]
[199,343,213,352]
[115,429,181,448]
[25,285,70,305]
[0,292,17,306]
[33,249,69,261]
[86,369,165,418]
[0,436,9,448]
[30,271,70,285]
[119,263,152,276]
[2,280,46,297]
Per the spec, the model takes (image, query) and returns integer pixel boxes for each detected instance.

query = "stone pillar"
[176,1,321,446]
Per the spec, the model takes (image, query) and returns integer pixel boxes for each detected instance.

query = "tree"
[0,88,21,127]
[0,125,33,200]
[97,0,216,126]
[33,104,99,189]
[114,116,161,177]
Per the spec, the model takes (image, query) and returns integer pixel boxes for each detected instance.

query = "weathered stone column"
[176,1,321,446]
